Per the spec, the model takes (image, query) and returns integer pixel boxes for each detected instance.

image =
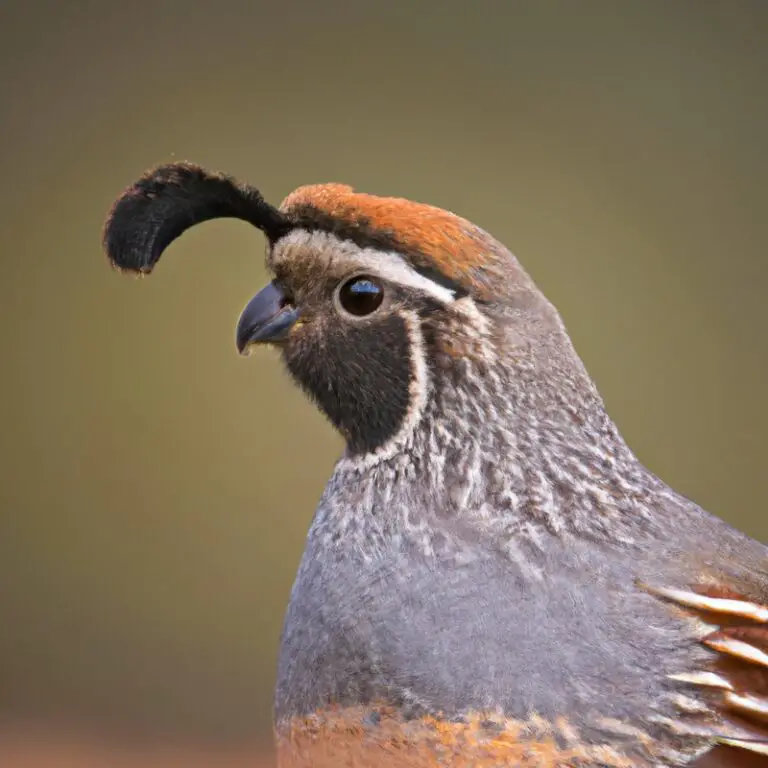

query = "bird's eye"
[336,276,384,317]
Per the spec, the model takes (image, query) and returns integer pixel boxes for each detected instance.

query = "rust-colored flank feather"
[281,183,512,299]
[644,582,768,766]
[276,706,639,768]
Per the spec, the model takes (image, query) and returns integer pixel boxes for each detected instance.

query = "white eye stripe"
[353,250,459,305]
[271,230,462,305]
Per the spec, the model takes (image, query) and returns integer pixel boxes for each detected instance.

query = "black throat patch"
[284,313,415,456]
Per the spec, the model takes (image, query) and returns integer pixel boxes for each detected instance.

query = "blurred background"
[1,1,766,765]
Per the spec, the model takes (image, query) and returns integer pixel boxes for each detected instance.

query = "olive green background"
[1,0,766,762]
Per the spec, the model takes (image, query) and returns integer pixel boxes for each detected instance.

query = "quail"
[104,163,768,767]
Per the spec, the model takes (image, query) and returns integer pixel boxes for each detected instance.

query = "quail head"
[104,163,768,767]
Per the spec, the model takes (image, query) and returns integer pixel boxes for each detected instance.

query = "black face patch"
[282,313,414,456]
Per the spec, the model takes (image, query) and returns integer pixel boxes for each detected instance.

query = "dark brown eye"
[337,276,384,317]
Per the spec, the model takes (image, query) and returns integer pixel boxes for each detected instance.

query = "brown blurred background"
[0,1,766,765]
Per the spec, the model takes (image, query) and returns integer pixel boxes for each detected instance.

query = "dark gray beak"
[236,281,299,354]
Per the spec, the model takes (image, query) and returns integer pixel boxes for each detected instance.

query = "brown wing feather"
[644,583,768,765]
[693,744,768,767]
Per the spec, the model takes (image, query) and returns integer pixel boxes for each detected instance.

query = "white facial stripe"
[339,308,430,470]
[353,251,458,305]
[271,229,460,305]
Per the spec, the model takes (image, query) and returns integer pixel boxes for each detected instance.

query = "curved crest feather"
[103,162,289,273]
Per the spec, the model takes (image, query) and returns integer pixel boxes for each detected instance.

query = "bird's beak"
[236,280,300,354]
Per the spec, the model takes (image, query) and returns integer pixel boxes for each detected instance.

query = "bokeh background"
[1,1,767,765]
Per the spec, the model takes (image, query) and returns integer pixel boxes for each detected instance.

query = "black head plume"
[102,162,291,274]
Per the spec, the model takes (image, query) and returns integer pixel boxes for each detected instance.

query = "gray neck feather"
[315,304,679,564]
